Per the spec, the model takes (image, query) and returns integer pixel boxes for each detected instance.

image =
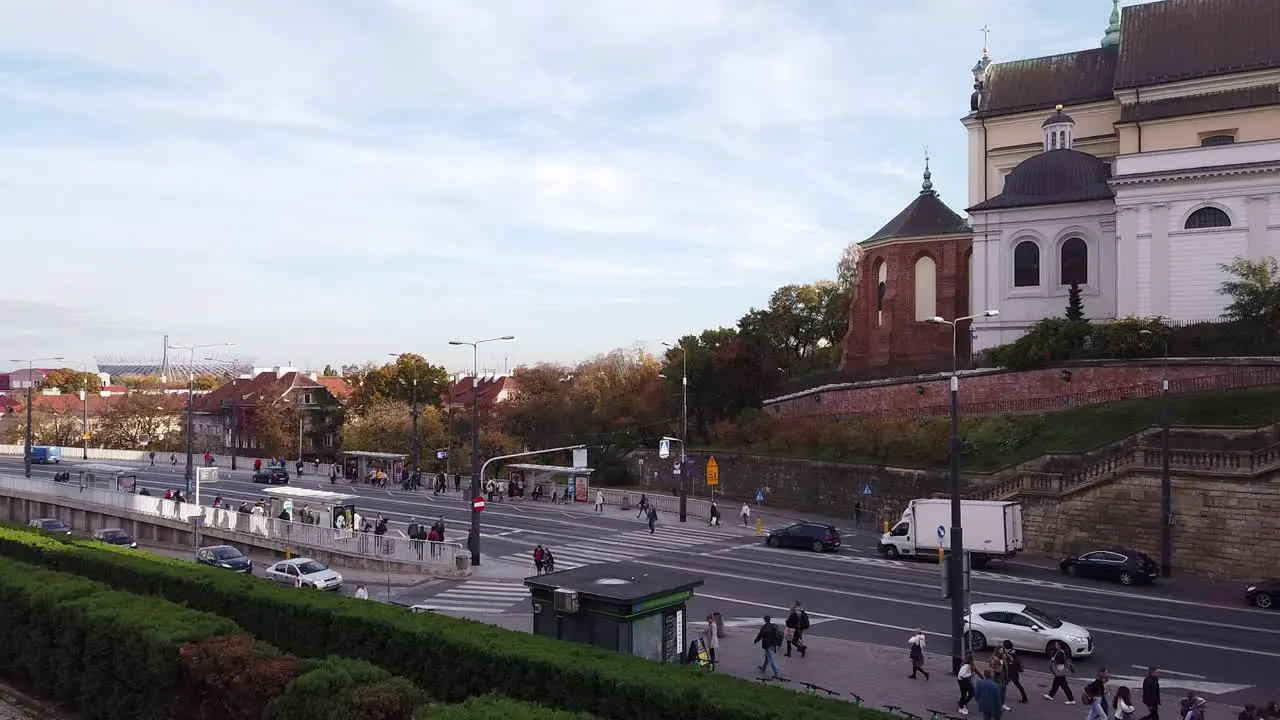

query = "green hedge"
[0,555,239,720]
[0,527,884,720]
[417,695,597,720]
[267,656,426,720]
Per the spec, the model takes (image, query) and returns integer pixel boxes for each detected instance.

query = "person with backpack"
[908,629,929,679]
[752,615,782,679]
[784,602,810,658]
[1043,645,1076,704]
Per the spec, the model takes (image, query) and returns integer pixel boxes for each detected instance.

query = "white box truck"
[877,498,1023,569]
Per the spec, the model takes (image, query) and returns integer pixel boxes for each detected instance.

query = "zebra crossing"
[411,581,531,614]
[496,524,742,571]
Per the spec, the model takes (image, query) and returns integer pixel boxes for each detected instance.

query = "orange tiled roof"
[317,376,352,402]
[443,375,515,409]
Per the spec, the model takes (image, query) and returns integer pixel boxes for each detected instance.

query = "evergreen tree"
[1065,281,1086,321]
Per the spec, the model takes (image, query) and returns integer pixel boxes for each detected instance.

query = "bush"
[0,527,879,720]
[416,694,597,720]
[987,316,1171,371]
[266,656,426,720]
[177,635,302,720]
[0,555,240,720]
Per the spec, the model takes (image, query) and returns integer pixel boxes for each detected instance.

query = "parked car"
[764,523,841,553]
[28,518,71,535]
[91,528,137,548]
[1245,579,1278,609]
[252,466,290,484]
[196,545,253,574]
[264,558,343,590]
[965,601,1093,658]
[1059,548,1159,586]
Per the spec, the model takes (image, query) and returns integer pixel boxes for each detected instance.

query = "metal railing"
[0,473,465,568]
[536,484,716,519]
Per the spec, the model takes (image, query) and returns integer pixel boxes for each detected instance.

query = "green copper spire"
[920,149,934,195]
[1101,0,1121,48]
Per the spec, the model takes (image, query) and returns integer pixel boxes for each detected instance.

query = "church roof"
[973,48,1116,119]
[1120,86,1280,123]
[966,149,1114,213]
[862,167,969,245]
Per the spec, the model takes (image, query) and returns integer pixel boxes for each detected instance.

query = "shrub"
[266,656,426,720]
[177,634,302,720]
[0,527,880,720]
[416,694,597,720]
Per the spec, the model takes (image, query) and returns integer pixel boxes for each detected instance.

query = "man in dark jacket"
[974,671,1003,720]
[784,601,809,657]
[1140,667,1161,720]
[752,616,782,679]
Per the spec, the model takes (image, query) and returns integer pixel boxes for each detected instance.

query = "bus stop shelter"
[259,486,357,529]
[341,451,406,482]
[505,463,594,503]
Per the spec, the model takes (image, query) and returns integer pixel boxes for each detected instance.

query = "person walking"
[594,490,604,512]
[1000,641,1028,703]
[989,647,1011,712]
[1043,644,1076,704]
[646,506,658,534]
[149,451,155,466]
[740,502,751,526]
[636,494,649,518]
[957,652,976,715]
[974,671,1003,720]
[354,584,369,600]
[784,602,809,658]
[1085,670,1111,720]
[1114,686,1136,720]
[752,616,782,679]
[908,629,929,679]
[709,502,720,527]
[1139,667,1161,720]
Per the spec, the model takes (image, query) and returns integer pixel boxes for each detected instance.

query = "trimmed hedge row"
[417,695,596,720]
[265,656,426,720]
[0,526,883,720]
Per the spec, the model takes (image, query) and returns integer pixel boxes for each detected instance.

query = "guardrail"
[0,443,277,470]
[0,473,465,569]
[537,484,717,519]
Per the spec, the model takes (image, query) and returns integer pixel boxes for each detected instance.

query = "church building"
[963,0,1280,352]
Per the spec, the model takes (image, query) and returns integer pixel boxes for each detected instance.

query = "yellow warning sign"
[706,456,719,486]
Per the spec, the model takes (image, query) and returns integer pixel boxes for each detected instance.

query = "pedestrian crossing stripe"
[413,581,530,614]
[500,525,743,571]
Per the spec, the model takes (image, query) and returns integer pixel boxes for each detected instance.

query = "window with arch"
[1060,237,1088,285]
[1185,206,1231,230]
[1013,240,1041,288]
[1200,134,1235,147]
[913,255,937,321]
[876,260,888,326]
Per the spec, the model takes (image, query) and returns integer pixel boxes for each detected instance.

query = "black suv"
[765,523,841,553]
[252,466,289,484]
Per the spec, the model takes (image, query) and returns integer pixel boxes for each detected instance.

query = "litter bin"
[455,554,467,572]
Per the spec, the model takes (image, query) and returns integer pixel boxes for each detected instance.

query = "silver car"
[264,558,343,591]
[29,518,72,535]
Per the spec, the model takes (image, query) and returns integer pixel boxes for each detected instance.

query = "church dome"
[1041,109,1074,127]
[1003,149,1110,197]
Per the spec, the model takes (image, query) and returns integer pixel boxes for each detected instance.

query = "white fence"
[0,474,465,569]
[534,483,715,520]
[0,444,277,469]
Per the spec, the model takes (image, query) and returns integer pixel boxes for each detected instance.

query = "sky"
[0,1,1138,376]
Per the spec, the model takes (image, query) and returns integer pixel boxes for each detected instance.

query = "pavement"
[2,456,1276,708]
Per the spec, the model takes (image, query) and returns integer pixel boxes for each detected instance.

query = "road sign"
[472,496,486,513]
[706,456,719,486]
[755,489,765,504]
[672,462,681,475]
[436,449,448,459]
[862,483,873,496]
[658,439,670,459]
[936,524,946,539]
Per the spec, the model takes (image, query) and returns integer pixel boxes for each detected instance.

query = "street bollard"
[755,516,762,537]
[285,545,292,560]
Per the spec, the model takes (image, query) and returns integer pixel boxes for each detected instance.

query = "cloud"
[0,0,1120,368]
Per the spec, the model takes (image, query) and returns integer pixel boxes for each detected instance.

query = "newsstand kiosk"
[524,562,704,663]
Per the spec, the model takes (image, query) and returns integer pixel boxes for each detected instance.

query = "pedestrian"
[740,502,751,526]
[1179,693,1206,720]
[784,601,809,658]
[1085,669,1111,720]
[254,458,262,472]
[957,651,976,715]
[974,671,1003,720]
[702,614,719,667]
[709,502,720,527]
[988,646,1011,712]
[533,544,546,575]
[354,584,369,600]
[1114,686,1136,720]
[1139,667,1161,720]
[296,459,304,476]
[752,615,782,679]
[1043,644,1076,704]
[149,451,155,466]
[908,629,929,679]
[999,640,1027,703]
[636,494,648,518]
[647,506,658,534]
[595,490,605,512]
[170,454,177,471]
[454,474,461,492]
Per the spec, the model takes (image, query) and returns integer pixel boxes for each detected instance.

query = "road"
[3,456,1275,706]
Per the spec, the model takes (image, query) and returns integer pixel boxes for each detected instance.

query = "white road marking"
[412,580,530,614]
[1131,665,1206,680]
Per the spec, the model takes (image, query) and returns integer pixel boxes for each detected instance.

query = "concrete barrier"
[538,484,717,519]
[0,473,469,577]
[0,443,277,470]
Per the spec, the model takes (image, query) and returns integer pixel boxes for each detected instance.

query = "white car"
[264,558,343,591]
[965,601,1093,658]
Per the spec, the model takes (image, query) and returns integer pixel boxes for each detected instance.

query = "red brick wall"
[767,361,1280,420]
[840,235,972,378]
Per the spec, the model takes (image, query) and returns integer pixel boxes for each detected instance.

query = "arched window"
[913,255,937,321]
[876,260,888,326]
[1013,240,1040,288]
[1060,237,1088,285]
[1184,206,1231,229]
[1200,134,1235,147]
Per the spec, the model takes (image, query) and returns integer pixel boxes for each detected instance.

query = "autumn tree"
[191,374,222,391]
[340,401,447,462]
[42,369,102,394]
[31,412,82,447]
[249,399,299,459]
[117,374,163,391]
[94,394,184,450]
[346,354,449,412]
[322,365,339,377]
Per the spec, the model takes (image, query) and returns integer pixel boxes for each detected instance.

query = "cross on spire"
[980,25,991,56]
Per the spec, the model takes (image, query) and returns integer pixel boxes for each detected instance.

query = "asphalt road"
[3,456,1274,706]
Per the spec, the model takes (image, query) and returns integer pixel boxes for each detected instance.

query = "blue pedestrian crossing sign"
[862,483,873,496]
[755,489,765,503]
[658,439,671,459]
[936,525,947,539]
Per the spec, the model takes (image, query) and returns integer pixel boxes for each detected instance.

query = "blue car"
[31,446,62,464]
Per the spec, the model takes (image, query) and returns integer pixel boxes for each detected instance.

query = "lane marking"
[1132,664,1206,680]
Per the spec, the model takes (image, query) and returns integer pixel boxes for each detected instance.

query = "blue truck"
[31,446,62,464]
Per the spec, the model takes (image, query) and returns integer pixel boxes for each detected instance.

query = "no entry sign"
[472,496,486,513]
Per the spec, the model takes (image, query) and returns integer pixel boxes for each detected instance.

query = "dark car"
[1059,548,1158,585]
[764,523,841,553]
[252,466,289,484]
[28,518,72,535]
[196,545,253,574]
[91,528,137,548]
[1245,579,1278,609]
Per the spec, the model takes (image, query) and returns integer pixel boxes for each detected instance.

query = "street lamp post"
[168,342,233,494]
[448,336,515,566]
[203,357,240,470]
[662,341,688,522]
[927,309,998,673]
[64,360,92,460]
[1139,329,1172,577]
[10,356,65,478]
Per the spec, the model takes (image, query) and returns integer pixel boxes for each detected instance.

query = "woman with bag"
[1043,645,1076,704]
[908,629,929,680]
[1113,686,1136,720]
[956,652,976,715]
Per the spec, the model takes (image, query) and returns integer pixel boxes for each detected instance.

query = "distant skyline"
[0,1,1147,371]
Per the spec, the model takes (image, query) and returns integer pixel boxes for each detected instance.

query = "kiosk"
[523,562,703,663]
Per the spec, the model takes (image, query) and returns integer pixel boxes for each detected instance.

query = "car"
[1245,579,1279,609]
[1059,548,1159,586]
[91,528,137,548]
[196,545,253,574]
[764,523,841,553]
[264,558,343,590]
[28,518,72,535]
[252,466,290,484]
[965,601,1093,658]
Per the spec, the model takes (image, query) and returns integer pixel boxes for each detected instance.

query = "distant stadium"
[94,354,255,380]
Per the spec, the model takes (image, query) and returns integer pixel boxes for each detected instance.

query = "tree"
[249,399,298,459]
[118,374,163,391]
[738,281,851,376]
[191,375,222,391]
[340,401,446,460]
[94,394,183,450]
[42,369,102,394]
[1065,281,1086,322]
[31,411,82,447]
[836,242,862,293]
[346,354,449,412]
[322,365,339,377]
[1219,256,1280,329]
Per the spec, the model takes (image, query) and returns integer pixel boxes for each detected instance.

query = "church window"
[1184,206,1231,230]
[1200,134,1235,147]
[1013,241,1041,288]
[1060,237,1088,285]
[876,260,887,326]
[913,255,937,322]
